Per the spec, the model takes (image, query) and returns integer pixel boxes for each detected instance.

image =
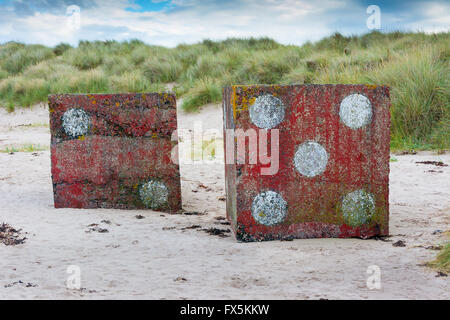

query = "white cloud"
[412,1,450,33]
[0,0,448,47]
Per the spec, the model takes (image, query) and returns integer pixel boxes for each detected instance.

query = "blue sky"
[0,0,448,47]
[126,0,173,12]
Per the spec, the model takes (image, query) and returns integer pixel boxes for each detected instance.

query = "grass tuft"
[181,78,222,112]
[0,144,49,153]
[427,242,450,274]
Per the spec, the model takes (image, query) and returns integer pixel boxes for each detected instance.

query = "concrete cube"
[223,84,390,241]
[49,93,181,212]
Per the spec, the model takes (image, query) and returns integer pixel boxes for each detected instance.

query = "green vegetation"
[0,144,49,153]
[0,32,448,150]
[427,233,450,274]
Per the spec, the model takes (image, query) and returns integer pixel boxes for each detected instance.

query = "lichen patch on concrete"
[249,94,285,129]
[139,180,169,210]
[251,190,287,226]
[339,93,372,129]
[62,108,91,138]
[293,141,328,177]
[341,189,376,227]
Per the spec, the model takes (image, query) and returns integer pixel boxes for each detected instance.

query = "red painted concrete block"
[49,93,181,212]
[223,84,390,241]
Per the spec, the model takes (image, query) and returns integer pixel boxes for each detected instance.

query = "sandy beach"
[0,103,448,300]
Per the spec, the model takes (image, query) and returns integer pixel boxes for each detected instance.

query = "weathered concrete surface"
[49,93,181,212]
[223,84,390,241]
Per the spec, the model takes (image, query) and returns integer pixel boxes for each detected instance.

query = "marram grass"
[0,31,448,150]
[427,242,450,274]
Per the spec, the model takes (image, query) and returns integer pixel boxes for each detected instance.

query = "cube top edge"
[223,83,389,92]
[48,92,176,109]
[48,92,175,98]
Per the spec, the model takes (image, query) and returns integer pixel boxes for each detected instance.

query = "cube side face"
[223,85,390,241]
[223,87,237,228]
[49,93,181,212]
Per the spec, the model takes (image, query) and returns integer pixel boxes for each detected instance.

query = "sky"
[0,0,448,47]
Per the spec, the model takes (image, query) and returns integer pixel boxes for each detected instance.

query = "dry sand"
[0,103,448,300]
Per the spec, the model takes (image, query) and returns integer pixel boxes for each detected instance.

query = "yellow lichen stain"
[240,97,249,112]
[287,187,388,227]
[231,84,290,119]
[232,85,259,119]
[232,85,237,120]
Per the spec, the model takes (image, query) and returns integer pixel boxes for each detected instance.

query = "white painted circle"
[249,94,285,129]
[62,108,91,137]
[139,180,169,210]
[341,189,376,227]
[293,141,328,177]
[339,94,372,129]
[251,190,287,226]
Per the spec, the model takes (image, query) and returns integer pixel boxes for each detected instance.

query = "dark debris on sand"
[200,227,231,238]
[4,280,38,288]
[85,224,109,233]
[396,150,417,155]
[214,217,230,225]
[183,211,205,216]
[393,240,406,247]
[371,235,392,242]
[415,161,448,167]
[427,170,443,173]
[0,223,27,246]
[181,225,201,230]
